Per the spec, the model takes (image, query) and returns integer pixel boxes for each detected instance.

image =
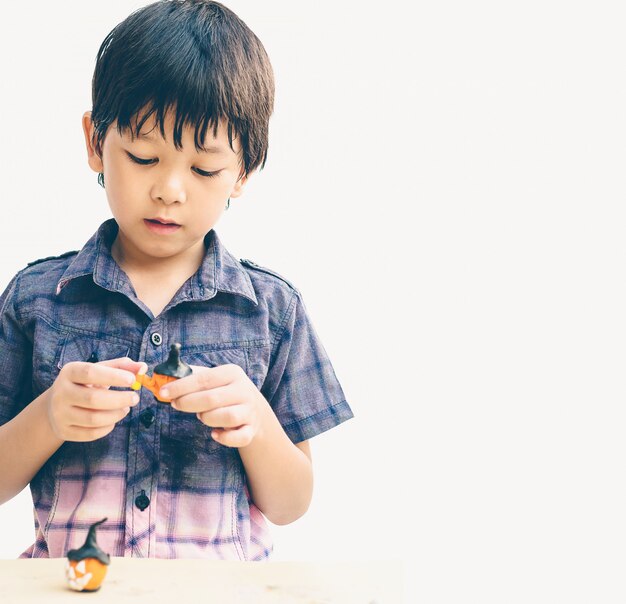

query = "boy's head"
[81,0,275,271]
[87,0,274,179]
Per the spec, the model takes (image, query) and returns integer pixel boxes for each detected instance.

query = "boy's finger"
[98,357,149,375]
[69,405,132,428]
[66,361,141,389]
[71,383,140,411]
[160,365,234,400]
[172,385,237,413]
[67,426,116,443]
[210,425,254,449]
[196,404,247,428]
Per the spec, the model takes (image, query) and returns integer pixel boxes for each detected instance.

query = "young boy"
[0,0,352,560]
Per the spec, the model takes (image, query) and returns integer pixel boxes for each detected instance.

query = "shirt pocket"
[32,329,132,395]
[56,334,132,370]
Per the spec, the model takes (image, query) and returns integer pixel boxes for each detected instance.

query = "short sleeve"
[0,272,33,426]
[260,291,353,443]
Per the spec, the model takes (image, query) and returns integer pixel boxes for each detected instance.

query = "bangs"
[114,100,238,157]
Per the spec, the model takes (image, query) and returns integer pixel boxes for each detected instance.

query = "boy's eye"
[126,152,156,165]
[126,152,220,178]
[193,167,221,179]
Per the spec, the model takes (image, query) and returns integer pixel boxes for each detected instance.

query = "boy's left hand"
[158,364,267,448]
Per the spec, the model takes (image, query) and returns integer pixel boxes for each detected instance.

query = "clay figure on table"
[65,518,111,592]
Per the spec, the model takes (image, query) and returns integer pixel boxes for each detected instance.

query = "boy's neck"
[110,234,205,284]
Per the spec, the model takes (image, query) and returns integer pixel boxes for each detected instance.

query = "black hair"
[90,0,274,178]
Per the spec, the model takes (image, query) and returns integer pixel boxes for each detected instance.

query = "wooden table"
[0,558,402,602]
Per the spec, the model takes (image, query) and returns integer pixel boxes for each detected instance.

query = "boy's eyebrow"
[137,132,227,154]
[197,145,227,154]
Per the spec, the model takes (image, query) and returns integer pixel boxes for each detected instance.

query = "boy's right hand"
[46,357,148,442]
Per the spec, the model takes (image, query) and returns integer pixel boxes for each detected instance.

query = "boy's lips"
[144,218,182,234]
[146,217,180,226]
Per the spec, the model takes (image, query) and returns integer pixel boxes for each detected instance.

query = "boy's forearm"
[238,401,313,526]
[0,389,64,505]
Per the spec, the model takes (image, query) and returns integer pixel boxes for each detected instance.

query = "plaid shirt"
[0,219,352,560]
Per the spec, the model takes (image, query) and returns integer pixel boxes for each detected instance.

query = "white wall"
[1,1,625,602]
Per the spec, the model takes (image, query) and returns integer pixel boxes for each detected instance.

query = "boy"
[0,0,352,560]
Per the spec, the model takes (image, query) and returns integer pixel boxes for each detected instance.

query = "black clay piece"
[153,343,192,378]
[66,518,111,565]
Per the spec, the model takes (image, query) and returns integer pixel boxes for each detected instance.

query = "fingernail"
[160,388,170,399]
[132,393,140,405]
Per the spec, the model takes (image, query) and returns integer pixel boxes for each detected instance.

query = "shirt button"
[139,409,155,428]
[135,490,150,511]
[150,333,162,346]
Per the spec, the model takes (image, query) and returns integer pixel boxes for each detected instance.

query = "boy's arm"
[0,388,63,505]
[163,367,315,526]
[237,401,313,525]
[0,358,144,505]
[0,272,62,505]
[162,288,352,526]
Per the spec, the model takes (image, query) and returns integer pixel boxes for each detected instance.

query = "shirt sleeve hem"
[281,400,354,443]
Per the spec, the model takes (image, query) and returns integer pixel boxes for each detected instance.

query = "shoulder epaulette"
[27,250,79,268]
[239,258,297,291]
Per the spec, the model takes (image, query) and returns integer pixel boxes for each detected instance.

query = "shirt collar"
[56,218,258,306]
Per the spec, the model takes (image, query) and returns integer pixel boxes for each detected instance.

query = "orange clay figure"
[131,342,192,402]
[65,518,110,592]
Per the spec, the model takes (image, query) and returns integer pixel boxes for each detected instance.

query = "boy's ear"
[82,111,104,173]
[229,170,251,199]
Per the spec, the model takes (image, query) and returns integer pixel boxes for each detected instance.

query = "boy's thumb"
[98,357,149,375]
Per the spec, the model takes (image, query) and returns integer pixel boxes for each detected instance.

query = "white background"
[0,1,625,602]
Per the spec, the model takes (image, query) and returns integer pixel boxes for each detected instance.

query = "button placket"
[125,326,167,555]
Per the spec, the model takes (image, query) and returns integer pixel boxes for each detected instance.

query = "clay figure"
[132,342,192,402]
[65,518,111,592]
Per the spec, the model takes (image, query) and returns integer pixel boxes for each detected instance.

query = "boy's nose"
[151,174,187,204]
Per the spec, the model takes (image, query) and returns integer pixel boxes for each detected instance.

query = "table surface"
[0,558,403,603]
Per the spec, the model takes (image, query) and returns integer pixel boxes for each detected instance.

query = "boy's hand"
[159,364,267,448]
[47,357,148,442]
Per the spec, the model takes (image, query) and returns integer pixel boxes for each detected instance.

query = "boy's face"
[82,109,248,271]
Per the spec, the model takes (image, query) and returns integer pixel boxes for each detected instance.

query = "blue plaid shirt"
[0,218,353,559]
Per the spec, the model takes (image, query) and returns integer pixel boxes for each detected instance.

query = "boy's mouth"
[146,217,180,226]
[144,218,182,234]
